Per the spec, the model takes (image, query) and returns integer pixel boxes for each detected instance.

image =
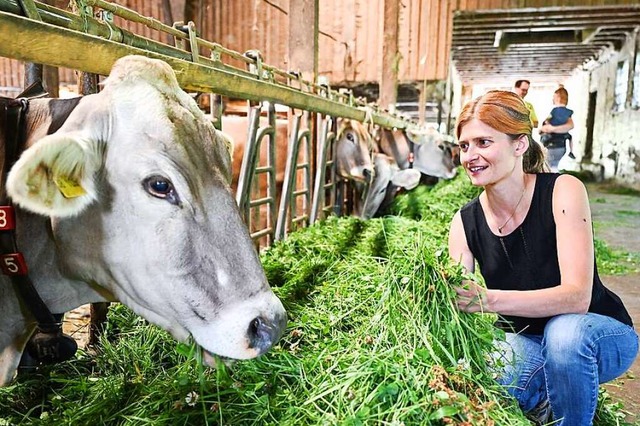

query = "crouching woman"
[447,90,638,426]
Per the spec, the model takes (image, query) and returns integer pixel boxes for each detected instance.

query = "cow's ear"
[391,169,421,190]
[6,132,103,217]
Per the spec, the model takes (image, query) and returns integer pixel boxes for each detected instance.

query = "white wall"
[450,32,640,188]
[585,32,640,188]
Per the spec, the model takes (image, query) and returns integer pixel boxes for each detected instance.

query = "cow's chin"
[201,348,237,368]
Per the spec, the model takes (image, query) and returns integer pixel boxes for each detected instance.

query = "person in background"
[540,87,575,170]
[513,80,538,128]
[448,90,638,426]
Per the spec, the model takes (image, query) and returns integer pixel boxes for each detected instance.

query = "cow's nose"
[363,167,373,182]
[248,313,287,354]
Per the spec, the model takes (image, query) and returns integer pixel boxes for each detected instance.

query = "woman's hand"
[454,280,490,313]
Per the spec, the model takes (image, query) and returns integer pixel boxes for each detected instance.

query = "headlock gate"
[0,0,418,248]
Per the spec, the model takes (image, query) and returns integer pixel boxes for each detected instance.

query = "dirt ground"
[587,183,640,424]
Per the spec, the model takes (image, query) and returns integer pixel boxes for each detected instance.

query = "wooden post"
[159,0,174,45]
[288,0,318,83]
[418,85,427,125]
[380,0,400,111]
[77,72,97,96]
[43,65,59,98]
[23,63,43,88]
[288,0,319,221]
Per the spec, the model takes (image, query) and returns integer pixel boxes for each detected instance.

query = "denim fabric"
[546,146,566,171]
[491,313,638,426]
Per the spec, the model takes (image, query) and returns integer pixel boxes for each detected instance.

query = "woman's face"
[457,118,520,186]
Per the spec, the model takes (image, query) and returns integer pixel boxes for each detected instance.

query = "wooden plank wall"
[2,0,640,95]
[0,58,23,95]
[0,0,173,96]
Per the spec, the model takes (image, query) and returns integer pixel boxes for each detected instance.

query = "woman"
[448,90,638,425]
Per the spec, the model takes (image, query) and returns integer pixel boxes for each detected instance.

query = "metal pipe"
[0,7,413,130]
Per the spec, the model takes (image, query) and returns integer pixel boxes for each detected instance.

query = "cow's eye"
[143,175,180,205]
[346,132,355,142]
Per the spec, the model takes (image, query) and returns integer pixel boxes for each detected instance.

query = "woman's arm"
[449,211,492,312]
[480,174,593,317]
[540,117,574,134]
[448,210,475,273]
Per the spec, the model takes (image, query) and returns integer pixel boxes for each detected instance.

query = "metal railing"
[0,0,419,247]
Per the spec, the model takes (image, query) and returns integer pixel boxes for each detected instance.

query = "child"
[539,87,575,159]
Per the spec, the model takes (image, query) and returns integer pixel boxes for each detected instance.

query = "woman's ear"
[515,134,529,156]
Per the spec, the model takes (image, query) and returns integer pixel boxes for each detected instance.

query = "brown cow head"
[335,119,374,183]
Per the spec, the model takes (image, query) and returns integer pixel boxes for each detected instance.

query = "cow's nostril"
[249,317,263,336]
[363,168,373,182]
[248,314,286,354]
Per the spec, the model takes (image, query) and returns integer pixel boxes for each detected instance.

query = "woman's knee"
[543,314,592,361]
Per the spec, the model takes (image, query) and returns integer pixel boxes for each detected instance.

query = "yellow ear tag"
[54,175,87,199]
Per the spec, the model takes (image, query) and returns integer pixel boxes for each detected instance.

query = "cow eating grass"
[0,55,286,386]
[374,126,458,181]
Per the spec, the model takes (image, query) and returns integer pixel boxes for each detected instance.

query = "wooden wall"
[2,0,640,95]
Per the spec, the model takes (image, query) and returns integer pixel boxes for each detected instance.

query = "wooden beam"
[453,5,640,23]
[288,0,318,83]
[453,19,640,34]
[379,0,399,111]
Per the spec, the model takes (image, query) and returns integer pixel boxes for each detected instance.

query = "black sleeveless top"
[460,173,633,335]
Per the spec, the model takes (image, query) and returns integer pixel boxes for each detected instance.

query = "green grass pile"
[0,172,631,425]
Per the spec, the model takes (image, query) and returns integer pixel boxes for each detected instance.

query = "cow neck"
[1,84,61,333]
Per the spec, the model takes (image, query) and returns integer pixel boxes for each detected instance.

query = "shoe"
[568,152,576,159]
[527,399,552,425]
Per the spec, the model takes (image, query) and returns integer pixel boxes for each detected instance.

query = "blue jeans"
[492,313,638,426]
[546,146,566,172]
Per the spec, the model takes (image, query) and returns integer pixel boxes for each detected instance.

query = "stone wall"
[566,32,640,189]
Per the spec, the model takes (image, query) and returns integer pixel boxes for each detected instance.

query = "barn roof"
[451,4,640,84]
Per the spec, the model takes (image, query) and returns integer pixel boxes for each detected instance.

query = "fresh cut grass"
[0,172,630,425]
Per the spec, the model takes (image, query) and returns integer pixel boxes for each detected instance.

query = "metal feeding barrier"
[0,0,418,247]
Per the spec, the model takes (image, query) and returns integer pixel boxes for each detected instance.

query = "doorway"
[584,91,597,160]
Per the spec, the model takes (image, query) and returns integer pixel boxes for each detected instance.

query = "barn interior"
[2,0,639,188]
[1,1,640,423]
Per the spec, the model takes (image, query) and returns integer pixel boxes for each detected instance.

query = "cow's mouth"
[201,348,236,368]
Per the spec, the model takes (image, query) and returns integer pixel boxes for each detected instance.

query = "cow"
[221,112,289,198]
[357,153,421,219]
[374,126,458,183]
[333,119,374,183]
[222,114,374,193]
[220,114,374,237]
[330,121,420,219]
[0,55,286,386]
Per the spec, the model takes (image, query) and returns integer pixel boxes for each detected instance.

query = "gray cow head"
[358,153,420,219]
[4,56,286,379]
[375,126,457,180]
[406,126,457,179]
